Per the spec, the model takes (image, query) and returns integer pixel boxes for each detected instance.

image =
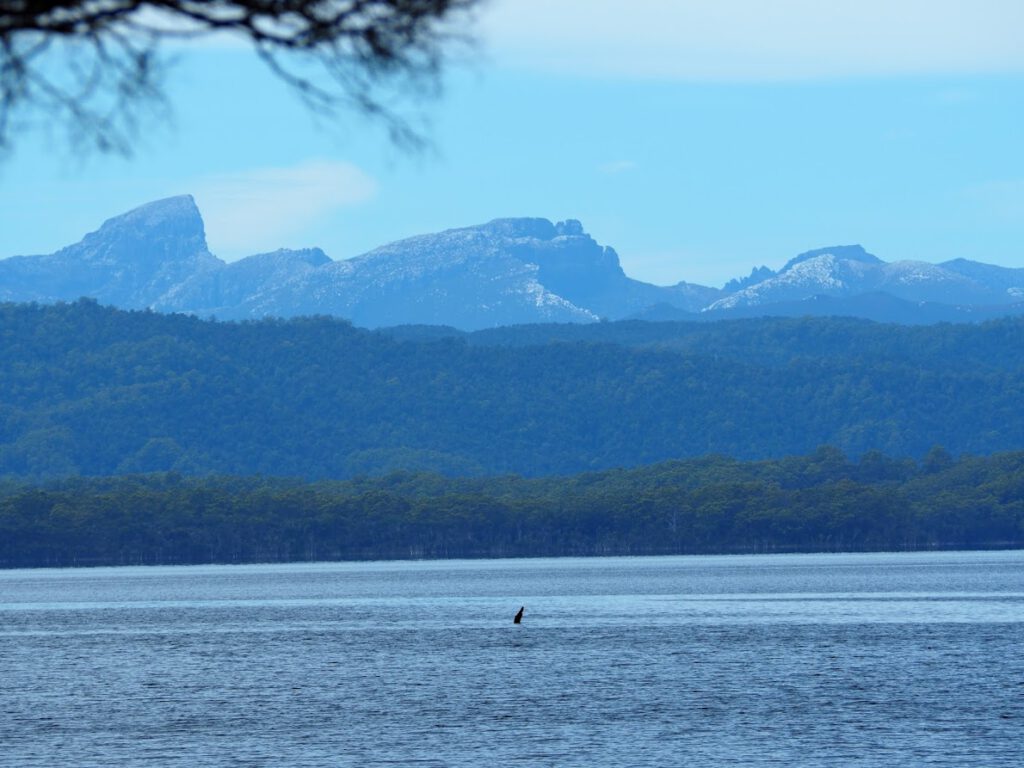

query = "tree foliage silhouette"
[0,0,478,155]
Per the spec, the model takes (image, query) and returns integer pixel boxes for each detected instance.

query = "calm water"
[2,551,1023,767]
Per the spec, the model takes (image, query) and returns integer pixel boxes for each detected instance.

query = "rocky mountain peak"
[74,195,210,266]
[0,194,221,309]
[103,194,202,230]
[781,244,881,273]
[241,247,332,269]
[723,265,776,293]
[555,219,585,237]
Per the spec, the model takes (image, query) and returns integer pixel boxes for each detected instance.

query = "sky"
[1,0,1022,287]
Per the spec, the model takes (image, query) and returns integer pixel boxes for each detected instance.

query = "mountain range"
[3,195,1023,328]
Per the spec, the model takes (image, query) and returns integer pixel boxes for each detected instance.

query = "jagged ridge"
[2,197,1023,328]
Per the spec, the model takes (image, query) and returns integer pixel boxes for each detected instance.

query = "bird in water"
[513,606,524,624]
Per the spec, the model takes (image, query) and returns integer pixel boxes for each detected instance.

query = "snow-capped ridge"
[708,243,1024,312]
[780,244,881,273]
[4,198,1024,328]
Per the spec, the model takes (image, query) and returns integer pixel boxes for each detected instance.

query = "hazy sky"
[1,0,1022,287]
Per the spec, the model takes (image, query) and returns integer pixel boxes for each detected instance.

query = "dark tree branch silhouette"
[0,0,479,156]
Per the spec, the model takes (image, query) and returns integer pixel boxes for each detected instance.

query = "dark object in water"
[513,606,524,624]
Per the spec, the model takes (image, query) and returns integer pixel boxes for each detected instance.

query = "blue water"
[2,551,1023,766]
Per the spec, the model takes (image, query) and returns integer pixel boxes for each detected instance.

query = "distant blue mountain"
[2,196,1023,328]
[706,245,1024,312]
[0,196,220,308]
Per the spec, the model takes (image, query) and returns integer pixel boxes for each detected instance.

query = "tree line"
[2,447,1021,567]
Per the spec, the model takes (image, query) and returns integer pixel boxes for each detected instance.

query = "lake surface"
[2,551,1023,766]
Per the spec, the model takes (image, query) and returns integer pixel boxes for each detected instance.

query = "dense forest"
[1,448,1022,567]
[3,300,1024,479]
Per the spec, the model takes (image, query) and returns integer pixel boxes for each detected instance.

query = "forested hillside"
[3,300,1024,479]
[2,449,1021,566]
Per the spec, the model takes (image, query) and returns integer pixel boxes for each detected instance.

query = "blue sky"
[1,0,1022,287]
